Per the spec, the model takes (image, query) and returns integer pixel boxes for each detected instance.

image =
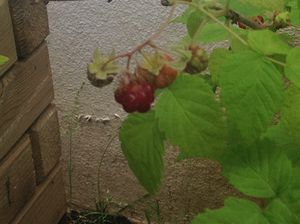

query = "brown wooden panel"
[0,43,54,161]
[9,0,49,58]
[0,0,17,76]
[0,135,36,224]
[11,166,66,224]
[30,104,62,184]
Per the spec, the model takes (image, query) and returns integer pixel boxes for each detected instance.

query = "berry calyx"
[184,45,208,74]
[114,81,155,113]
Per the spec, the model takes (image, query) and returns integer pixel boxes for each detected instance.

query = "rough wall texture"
[47,1,241,222]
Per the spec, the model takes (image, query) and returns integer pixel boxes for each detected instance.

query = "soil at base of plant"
[59,210,132,224]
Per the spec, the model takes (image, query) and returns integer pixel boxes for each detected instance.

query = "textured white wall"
[47,1,239,222]
[48,0,185,117]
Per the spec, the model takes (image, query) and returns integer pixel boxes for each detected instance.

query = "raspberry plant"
[88,0,300,222]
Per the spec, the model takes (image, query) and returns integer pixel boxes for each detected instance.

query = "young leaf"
[0,55,9,66]
[191,197,269,224]
[120,111,165,194]
[248,30,291,55]
[187,11,203,38]
[221,140,293,198]
[155,74,227,159]
[285,48,300,88]
[219,50,284,142]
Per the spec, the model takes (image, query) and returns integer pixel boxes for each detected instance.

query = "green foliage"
[155,75,227,159]
[222,140,292,198]
[115,0,300,222]
[248,30,291,55]
[219,50,284,142]
[120,111,165,194]
[285,48,300,88]
[0,55,9,66]
[191,197,269,224]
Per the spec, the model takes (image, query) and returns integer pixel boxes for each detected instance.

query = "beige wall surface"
[47,1,240,223]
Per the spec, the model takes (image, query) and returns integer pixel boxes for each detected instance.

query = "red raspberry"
[114,82,155,113]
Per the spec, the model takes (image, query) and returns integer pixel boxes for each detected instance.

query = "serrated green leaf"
[0,55,9,66]
[120,111,165,194]
[285,48,300,88]
[208,48,231,85]
[155,74,227,159]
[265,168,300,223]
[192,197,269,224]
[264,85,300,165]
[219,50,284,142]
[248,30,291,55]
[221,140,293,198]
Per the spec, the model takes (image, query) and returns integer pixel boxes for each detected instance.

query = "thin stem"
[267,57,286,67]
[102,3,176,69]
[97,132,118,202]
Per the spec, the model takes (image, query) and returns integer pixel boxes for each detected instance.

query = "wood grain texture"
[0,0,17,77]
[30,104,62,184]
[0,135,36,224]
[0,43,54,161]
[9,0,49,58]
[11,166,67,224]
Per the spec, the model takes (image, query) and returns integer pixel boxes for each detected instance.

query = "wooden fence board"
[0,135,36,224]
[30,104,62,184]
[11,166,66,224]
[0,43,54,161]
[9,0,49,58]
[0,0,17,76]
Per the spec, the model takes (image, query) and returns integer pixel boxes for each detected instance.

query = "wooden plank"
[12,166,67,224]
[0,0,17,76]
[30,104,62,184]
[0,43,54,161]
[0,135,36,224]
[9,0,49,58]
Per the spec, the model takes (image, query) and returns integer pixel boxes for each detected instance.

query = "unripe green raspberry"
[274,12,291,29]
[185,46,208,74]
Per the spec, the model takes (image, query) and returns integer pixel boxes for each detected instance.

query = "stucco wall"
[47,1,241,222]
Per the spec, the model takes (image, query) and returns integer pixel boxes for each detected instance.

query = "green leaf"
[264,85,300,165]
[248,30,291,55]
[208,48,231,85]
[172,6,195,24]
[192,197,269,224]
[120,111,165,194]
[265,168,300,223]
[285,48,300,88]
[222,140,293,198]
[0,55,9,66]
[219,50,284,142]
[194,22,229,43]
[187,11,203,38]
[155,75,226,159]
[220,0,285,15]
